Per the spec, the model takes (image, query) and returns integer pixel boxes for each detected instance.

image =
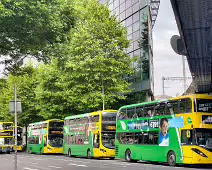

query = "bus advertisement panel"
[63,110,117,159]
[0,122,14,154]
[27,119,64,154]
[115,94,212,166]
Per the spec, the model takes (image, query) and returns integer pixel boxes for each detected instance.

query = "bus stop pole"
[14,85,17,170]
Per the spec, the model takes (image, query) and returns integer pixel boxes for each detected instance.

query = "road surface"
[0,153,211,170]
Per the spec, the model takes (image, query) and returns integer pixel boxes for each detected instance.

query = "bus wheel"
[6,151,10,154]
[87,150,92,159]
[110,157,115,160]
[125,149,132,162]
[68,149,72,157]
[167,151,176,166]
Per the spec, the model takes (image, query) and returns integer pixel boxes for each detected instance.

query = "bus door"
[93,131,100,156]
[180,129,193,163]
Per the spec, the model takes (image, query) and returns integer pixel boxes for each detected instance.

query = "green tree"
[64,0,134,111]
[0,0,75,74]
[35,60,75,120]
[0,64,42,126]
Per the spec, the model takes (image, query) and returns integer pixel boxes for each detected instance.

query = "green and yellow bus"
[63,110,117,159]
[0,122,14,154]
[13,126,24,151]
[115,94,212,166]
[27,119,64,154]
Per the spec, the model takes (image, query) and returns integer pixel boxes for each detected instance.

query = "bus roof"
[28,119,63,126]
[119,94,212,110]
[65,110,117,120]
[0,122,13,124]
[169,93,212,100]
[119,100,160,109]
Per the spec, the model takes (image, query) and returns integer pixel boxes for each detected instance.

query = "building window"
[126,0,132,9]
[114,0,119,8]
[120,2,125,13]
[133,21,139,32]
[126,7,132,18]
[133,12,139,23]
[125,16,132,27]
[132,2,139,13]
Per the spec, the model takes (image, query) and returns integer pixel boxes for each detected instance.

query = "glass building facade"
[99,0,154,103]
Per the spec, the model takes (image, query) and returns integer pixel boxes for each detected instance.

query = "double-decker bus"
[0,122,14,154]
[115,94,212,166]
[63,110,117,159]
[27,119,64,154]
[13,126,24,151]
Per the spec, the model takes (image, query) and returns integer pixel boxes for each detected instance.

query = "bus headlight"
[191,148,207,158]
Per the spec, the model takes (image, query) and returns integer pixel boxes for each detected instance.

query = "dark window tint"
[194,99,212,113]
[181,130,193,145]
[118,132,158,145]
[179,98,192,113]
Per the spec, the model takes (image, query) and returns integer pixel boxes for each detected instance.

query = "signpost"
[10,85,22,170]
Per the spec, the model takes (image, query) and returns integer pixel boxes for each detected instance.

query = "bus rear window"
[194,99,212,113]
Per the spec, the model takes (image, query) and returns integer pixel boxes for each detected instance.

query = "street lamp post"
[10,84,22,170]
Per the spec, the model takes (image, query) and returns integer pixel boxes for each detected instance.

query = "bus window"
[179,98,192,113]
[126,133,134,144]
[127,108,135,119]
[44,136,47,147]
[90,115,99,123]
[117,108,128,120]
[181,130,193,145]
[194,99,212,113]
[118,133,126,144]
[143,133,148,144]
[93,133,100,148]
[144,105,154,117]
[155,103,166,115]
[167,100,179,115]
[135,133,143,144]
[135,106,144,118]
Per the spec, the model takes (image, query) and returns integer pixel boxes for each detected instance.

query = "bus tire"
[87,149,92,159]
[6,151,10,154]
[68,149,72,157]
[167,151,176,166]
[110,157,115,160]
[125,149,132,162]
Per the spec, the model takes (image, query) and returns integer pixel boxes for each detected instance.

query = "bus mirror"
[187,130,190,138]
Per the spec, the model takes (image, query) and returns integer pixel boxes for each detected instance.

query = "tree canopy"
[0,0,75,74]
[0,0,135,125]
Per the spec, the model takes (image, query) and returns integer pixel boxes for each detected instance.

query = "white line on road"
[24,167,38,170]
[28,162,38,165]
[1,158,8,161]
[112,163,131,166]
[48,166,62,169]
[68,163,88,167]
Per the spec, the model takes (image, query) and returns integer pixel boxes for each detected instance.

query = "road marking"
[24,167,38,170]
[1,158,8,161]
[48,166,62,169]
[28,162,38,165]
[112,162,131,166]
[68,163,88,167]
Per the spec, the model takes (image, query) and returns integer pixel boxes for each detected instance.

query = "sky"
[152,0,192,97]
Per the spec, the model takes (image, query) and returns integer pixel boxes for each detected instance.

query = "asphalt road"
[0,153,211,170]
